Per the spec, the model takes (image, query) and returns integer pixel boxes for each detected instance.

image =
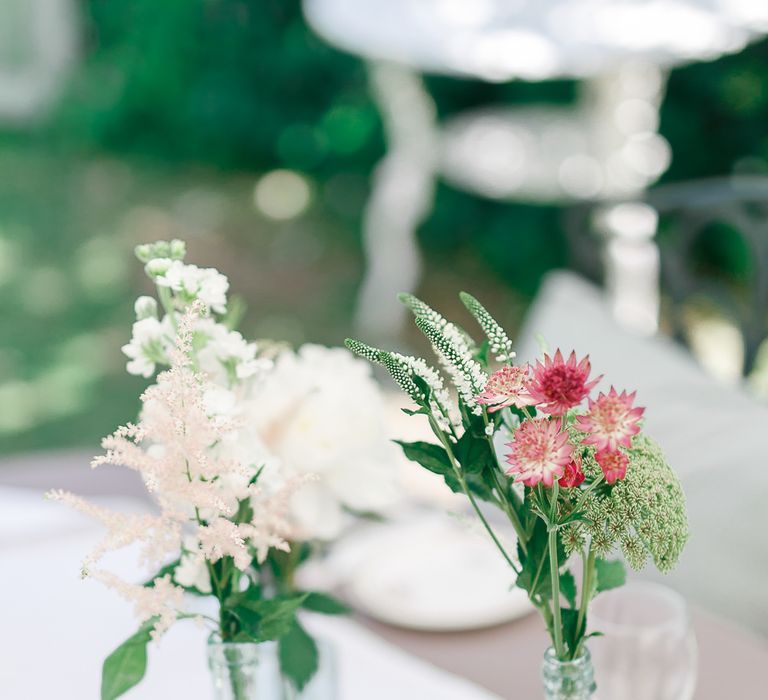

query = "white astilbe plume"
[46,490,180,572]
[92,571,184,640]
[243,477,309,563]
[47,302,299,638]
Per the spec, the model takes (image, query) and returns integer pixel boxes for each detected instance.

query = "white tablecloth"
[0,486,500,700]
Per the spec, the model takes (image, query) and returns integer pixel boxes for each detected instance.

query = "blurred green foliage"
[1,0,767,454]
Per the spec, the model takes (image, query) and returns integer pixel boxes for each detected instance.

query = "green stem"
[487,459,527,551]
[157,286,178,330]
[485,434,528,556]
[548,484,565,658]
[480,407,527,554]
[570,474,604,517]
[529,539,549,597]
[224,646,249,700]
[465,481,521,576]
[536,598,555,641]
[431,418,520,575]
[576,545,596,654]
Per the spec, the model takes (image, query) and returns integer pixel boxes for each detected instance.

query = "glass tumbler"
[588,582,697,700]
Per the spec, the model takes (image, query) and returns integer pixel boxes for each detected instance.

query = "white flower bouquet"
[49,240,398,699]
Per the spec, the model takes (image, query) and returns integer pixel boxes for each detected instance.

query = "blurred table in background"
[0,0,78,121]
[2,450,766,698]
[363,607,766,698]
[303,0,768,344]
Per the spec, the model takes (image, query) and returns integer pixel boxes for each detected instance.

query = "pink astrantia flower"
[475,365,535,412]
[576,387,644,452]
[527,350,601,416]
[595,448,629,484]
[505,418,574,487]
[558,457,586,488]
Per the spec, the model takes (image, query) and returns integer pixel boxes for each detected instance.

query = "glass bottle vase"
[208,639,260,700]
[541,646,597,700]
[208,636,337,700]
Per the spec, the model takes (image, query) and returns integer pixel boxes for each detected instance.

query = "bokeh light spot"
[254,169,312,221]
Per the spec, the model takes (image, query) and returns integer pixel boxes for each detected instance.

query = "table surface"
[3,449,768,698]
[303,0,768,81]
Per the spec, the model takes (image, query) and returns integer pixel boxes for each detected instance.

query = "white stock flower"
[121,316,174,378]
[242,344,399,541]
[195,318,266,386]
[156,260,229,313]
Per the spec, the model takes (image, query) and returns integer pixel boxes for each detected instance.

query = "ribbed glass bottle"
[541,647,596,700]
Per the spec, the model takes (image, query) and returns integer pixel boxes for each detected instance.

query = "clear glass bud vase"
[208,639,260,700]
[541,647,597,700]
[208,636,337,700]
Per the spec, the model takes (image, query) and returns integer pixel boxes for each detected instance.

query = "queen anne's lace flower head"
[577,435,688,571]
[505,418,574,487]
[575,387,644,452]
[528,349,601,416]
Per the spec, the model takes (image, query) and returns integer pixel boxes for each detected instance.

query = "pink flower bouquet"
[348,292,688,687]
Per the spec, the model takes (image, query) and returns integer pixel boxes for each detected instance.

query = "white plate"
[337,513,532,631]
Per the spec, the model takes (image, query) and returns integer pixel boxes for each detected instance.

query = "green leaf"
[561,608,585,659]
[278,620,319,692]
[395,440,451,473]
[301,592,350,615]
[516,519,551,600]
[457,395,487,438]
[454,431,494,475]
[559,570,578,609]
[594,558,626,594]
[401,407,429,416]
[453,432,497,501]
[395,440,462,493]
[412,374,433,402]
[232,593,308,642]
[101,620,155,700]
[474,339,491,367]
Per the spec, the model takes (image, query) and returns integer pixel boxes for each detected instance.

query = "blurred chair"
[566,175,768,377]
[304,0,768,345]
[0,0,78,122]
[515,269,768,635]
[354,62,669,346]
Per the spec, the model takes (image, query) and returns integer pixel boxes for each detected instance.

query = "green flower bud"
[153,240,171,258]
[134,295,158,320]
[145,258,173,278]
[169,239,187,260]
[134,244,153,263]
